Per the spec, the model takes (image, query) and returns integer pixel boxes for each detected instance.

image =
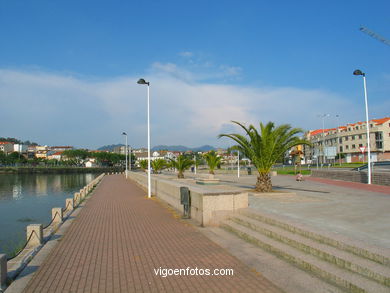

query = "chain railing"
[5,173,105,264]
[6,230,38,261]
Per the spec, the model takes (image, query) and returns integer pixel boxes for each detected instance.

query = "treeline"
[0,149,135,167]
[0,137,38,146]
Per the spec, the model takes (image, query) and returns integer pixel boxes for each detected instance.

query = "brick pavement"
[22,174,283,293]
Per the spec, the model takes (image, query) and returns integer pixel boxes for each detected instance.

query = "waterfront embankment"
[0,167,123,174]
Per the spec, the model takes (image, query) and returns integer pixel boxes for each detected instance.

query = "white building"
[13,144,28,153]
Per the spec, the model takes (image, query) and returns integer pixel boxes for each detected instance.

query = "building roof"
[308,116,390,136]
[371,117,390,125]
[0,141,12,145]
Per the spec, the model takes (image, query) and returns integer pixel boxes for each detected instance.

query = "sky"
[0,0,389,149]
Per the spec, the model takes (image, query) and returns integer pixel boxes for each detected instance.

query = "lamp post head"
[137,78,150,85]
[122,132,127,135]
[353,69,365,76]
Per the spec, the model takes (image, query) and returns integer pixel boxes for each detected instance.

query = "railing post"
[26,224,43,247]
[65,198,74,212]
[74,192,80,206]
[51,208,63,224]
[0,254,6,287]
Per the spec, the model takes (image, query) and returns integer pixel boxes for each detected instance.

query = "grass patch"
[274,169,311,176]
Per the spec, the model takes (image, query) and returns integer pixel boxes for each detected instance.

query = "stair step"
[222,220,390,293]
[202,226,347,293]
[231,214,390,287]
[241,209,390,267]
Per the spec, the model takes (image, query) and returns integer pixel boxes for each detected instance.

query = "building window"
[375,131,383,149]
[352,144,356,149]
[359,144,363,147]
[352,135,355,140]
[346,145,349,150]
[345,136,349,141]
[339,138,342,143]
[340,146,343,152]
[370,124,373,128]
[359,134,362,139]
[355,126,359,130]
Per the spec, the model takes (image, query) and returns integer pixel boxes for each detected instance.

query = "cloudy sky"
[0,0,389,149]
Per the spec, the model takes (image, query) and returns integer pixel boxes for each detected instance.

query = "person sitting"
[296,172,303,181]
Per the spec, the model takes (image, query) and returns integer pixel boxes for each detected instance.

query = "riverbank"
[0,167,123,174]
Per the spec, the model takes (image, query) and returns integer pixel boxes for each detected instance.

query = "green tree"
[151,159,167,174]
[169,155,194,178]
[203,150,221,175]
[219,121,310,192]
[62,149,90,166]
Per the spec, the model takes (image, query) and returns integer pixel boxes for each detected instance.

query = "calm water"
[0,173,98,255]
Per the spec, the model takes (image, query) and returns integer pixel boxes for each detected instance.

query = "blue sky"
[0,0,389,149]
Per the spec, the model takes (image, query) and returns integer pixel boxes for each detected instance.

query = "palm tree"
[139,159,148,171]
[151,158,167,174]
[203,150,222,175]
[169,155,194,178]
[219,121,310,192]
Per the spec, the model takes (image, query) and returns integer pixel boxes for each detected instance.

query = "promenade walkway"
[20,174,282,293]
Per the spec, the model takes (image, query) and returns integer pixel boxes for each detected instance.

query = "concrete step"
[222,220,390,293]
[201,226,347,293]
[240,209,390,267]
[231,214,390,287]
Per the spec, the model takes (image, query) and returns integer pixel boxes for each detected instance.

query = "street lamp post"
[353,69,372,184]
[194,155,197,175]
[137,78,152,197]
[122,132,128,178]
[317,114,330,165]
[237,150,240,178]
[335,115,341,166]
[129,146,132,171]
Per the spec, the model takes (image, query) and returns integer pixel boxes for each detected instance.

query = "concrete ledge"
[128,171,248,226]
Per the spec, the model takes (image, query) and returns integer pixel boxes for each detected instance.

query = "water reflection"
[0,173,98,255]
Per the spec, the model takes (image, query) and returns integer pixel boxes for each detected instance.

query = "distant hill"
[152,145,216,152]
[98,144,217,152]
[97,144,123,152]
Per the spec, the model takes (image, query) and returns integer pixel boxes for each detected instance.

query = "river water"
[0,173,98,255]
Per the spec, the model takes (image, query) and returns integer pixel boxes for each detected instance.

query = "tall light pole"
[335,115,342,166]
[353,69,371,184]
[137,78,152,197]
[122,132,128,178]
[237,150,240,178]
[194,154,197,175]
[317,114,330,165]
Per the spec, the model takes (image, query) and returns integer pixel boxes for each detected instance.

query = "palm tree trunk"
[209,169,214,175]
[255,172,272,192]
[178,171,184,178]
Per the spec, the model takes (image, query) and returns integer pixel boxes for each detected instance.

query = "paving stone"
[22,175,282,293]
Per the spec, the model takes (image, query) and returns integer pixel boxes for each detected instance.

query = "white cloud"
[0,64,377,149]
[179,51,194,58]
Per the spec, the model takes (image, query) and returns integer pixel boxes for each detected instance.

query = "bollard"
[0,254,6,287]
[66,198,74,212]
[74,192,80,206]
[51,208,63,224]
[26,224,43,247]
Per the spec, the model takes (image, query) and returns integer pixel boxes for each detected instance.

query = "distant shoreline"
[0,166,123,174]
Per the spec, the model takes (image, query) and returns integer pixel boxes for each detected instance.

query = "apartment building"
[304,117,390,164]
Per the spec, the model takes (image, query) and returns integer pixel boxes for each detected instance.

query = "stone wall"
[311,169,390,186]
[128,171,248,226]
